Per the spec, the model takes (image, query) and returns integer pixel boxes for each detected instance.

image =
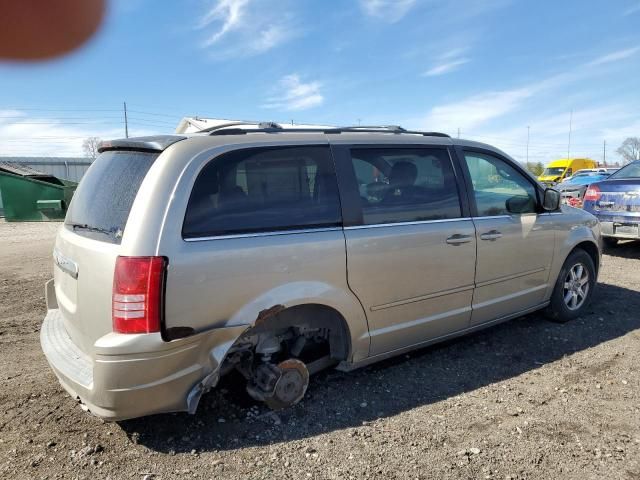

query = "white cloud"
[450,106,637,164]
[623,3,640,15]
[199,0,250,46]
[419,52,631,137]
[420,47,471,76]
[263,74,324,111]
[249,23,291,54]
[359,0,417,22]
[423,58,469,76]
[0,111,157,157]
[586,46,640,67]
[422,87,534,132]
[197,0,297,58]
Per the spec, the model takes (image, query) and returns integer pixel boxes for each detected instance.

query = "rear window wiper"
[68,223,122,239]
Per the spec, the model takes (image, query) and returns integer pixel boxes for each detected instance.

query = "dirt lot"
[1,220,639,480]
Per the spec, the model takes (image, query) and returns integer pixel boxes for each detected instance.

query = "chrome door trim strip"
[184,227,342,242]
[368,305,472,336]
[472,283,548,310]
[475,267,546,289]
[371,284,475,311]
[343,217,473,231]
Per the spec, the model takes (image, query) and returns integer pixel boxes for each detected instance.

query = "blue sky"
[1,0,639,164]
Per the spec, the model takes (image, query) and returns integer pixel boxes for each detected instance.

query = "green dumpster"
[0,162,77,221]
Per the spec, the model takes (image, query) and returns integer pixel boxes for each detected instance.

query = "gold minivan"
[41,124,602,420]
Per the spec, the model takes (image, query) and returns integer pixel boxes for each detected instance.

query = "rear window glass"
[65,150,159,244]
[183,146,342,238]
[610,161,640,179]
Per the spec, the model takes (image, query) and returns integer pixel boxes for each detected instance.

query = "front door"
[333,144,477,356]
[460,149,555,326]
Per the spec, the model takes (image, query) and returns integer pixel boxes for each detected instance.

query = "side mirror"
[506,195,534,214]
[542,188,561,211]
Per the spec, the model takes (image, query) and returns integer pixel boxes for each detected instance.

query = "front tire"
[544,249,596,323]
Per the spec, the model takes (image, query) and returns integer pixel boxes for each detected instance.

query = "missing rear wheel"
[247,358,310,410]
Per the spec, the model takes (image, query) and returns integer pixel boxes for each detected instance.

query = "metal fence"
[0,157,92,216]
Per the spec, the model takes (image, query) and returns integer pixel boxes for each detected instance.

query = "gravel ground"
[1,220,639,480]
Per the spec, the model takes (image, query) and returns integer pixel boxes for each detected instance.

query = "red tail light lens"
[112,256,165,334]
[584,185,601,202]
[568,197,582,208]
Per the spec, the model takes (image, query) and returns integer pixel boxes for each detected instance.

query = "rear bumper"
[599,221,640,240]
[40,308,248,421]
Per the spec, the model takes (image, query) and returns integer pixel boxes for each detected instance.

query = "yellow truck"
[538,158,597,185]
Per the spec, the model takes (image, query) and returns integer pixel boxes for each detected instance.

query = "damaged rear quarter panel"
[154,140,370,364]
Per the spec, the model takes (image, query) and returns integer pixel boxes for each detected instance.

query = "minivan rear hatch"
[53,142,176,354]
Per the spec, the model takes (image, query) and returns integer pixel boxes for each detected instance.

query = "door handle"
[480,230,503,241]
[446,234,472,245]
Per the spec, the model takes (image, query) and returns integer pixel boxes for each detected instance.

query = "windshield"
[563,174,607,185]
[609,161,640,179]
[542,167,565,176]
[65,150,159,244]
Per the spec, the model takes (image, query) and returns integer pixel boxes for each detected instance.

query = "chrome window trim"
[343,217,472,230]
[470,215,512,220]
[184,226,342,242]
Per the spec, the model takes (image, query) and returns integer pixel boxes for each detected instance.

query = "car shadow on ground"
[603,240,639,259]
[120,281,640,453]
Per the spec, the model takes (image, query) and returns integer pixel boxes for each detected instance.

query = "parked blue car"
[556,172,612,207]
[583,160,640,246]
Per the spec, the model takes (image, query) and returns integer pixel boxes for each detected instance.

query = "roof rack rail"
[257,121,283,129]
[334,126,450,137]
[337,125,406,132]
[197,121,258,133]
[202,123,451,138]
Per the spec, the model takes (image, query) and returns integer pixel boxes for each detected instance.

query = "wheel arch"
[570,240,600,276]
[247,303,352,361]
[223,281,370,363]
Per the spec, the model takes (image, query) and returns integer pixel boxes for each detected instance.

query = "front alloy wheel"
[562,263,589,311]
[545,248,596,323]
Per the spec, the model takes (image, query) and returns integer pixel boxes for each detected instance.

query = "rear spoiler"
[98,135,187,153]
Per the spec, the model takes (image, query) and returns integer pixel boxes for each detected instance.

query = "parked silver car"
[41,124,602,420]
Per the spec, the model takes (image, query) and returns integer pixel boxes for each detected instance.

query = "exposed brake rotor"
[247,358,310,411]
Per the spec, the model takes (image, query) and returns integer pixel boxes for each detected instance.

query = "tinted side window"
[464,151,537,216]
[350,148,462,225]
[183,146,342,237]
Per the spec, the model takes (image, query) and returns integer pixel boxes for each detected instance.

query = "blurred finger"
[0,0,106,61]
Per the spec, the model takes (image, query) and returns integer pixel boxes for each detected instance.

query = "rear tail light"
[112,256,166,334]
[584,185,601,202]
[568,197,582,208]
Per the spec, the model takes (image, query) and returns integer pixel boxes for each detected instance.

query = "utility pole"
[123,101,129,138]
[567,109,573,159]
[457,127,460,139]
[603,140,606,166]
[526,125,530,164]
